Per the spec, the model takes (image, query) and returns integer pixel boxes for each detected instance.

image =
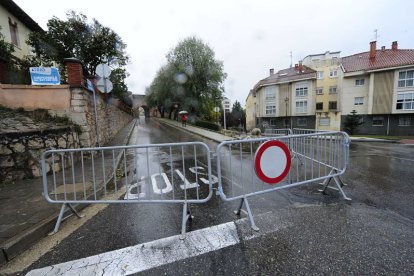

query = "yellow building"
[303,51,342,130]
[0,0,43,59]
[245,90,256,131]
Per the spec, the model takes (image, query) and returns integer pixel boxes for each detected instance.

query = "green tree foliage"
[0,27,14,62]
[343,110,363,135]
[224,100,246,130]
[26,11,130,103]
[0,27,37,83]
[145,36,227,120]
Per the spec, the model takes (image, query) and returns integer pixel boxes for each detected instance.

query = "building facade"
[252,63,317,130]
[341,41,414,135]
[0,0,43,59]
[303,51,342,130]
[245,90,256,131]
[248,41,414,136]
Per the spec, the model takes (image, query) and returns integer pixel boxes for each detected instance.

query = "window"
[319,118,330,126]
[355,79,365,86]
[354,97,364,105]
[295,82,308,97]
[284,119,290,127]
[329,86,338,94]
[372,116,384,126]
[329,70,338,78]
[316,102,323,110]
[297,118,307,126]
[8,18,19,47]
[329,101,337,110]
[396,92,414,110]
[316,87,323,95]
[296,100,308,113]
[265,90,275,101]
[398,70,414,87]
[265,104,276,114]
[317,71,324,79]
[398,115,411,126]
[269,119,276,126]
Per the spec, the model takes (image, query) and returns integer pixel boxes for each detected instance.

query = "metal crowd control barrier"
[41,142,213,237]
[263,128,292,137]
[216,131,350,230]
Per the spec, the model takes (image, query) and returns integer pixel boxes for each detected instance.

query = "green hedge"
[195,120,221,131]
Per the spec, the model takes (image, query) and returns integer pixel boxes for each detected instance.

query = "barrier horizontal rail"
[262,128,292,137]
[216,131,350,230]
[41,141,213,236]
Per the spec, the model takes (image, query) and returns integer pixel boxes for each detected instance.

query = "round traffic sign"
[96,63,111,78]
[254,140,291,184]
[96,78,113,93]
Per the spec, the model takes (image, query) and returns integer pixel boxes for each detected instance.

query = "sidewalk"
[0,119,137,265]
[156,118,231,143]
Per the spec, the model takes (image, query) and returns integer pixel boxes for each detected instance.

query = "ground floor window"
[399,115,411,126]
[269,119,276,126]
[297,118,307,126]
[319,118,330,126]
[372,116,384,126]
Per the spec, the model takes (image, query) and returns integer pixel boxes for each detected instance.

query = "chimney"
[64,58,85,87]
[381,46,386,52]
[298,60,303,73]
[269,68,274,76]
[392,41,398,50]
[369,41,376,59]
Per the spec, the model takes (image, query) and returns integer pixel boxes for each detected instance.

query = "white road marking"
[26,222,240,276]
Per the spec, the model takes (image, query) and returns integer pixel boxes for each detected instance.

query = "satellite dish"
[96,64,111,78]
[96,78,113,93]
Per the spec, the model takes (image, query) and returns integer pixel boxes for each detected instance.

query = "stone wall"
[0,128,79,181]
[69,87,133,147]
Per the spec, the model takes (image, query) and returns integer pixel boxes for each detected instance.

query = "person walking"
[180,114,187,126]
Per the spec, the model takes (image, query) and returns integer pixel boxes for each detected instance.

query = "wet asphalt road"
[25,118,414,275]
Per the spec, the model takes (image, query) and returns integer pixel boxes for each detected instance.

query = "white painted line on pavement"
[26,222,240,276]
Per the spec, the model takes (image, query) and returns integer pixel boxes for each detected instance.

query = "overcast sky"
[13,0,414,106]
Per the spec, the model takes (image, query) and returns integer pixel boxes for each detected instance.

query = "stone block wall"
[0,128,79,181]
[69,88,132,147]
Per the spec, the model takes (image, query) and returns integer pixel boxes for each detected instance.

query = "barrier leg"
[234,197,259,231]
[333,176,351,201]
[180,202,193,239]
[49,203,83,235]
[319,170,351,201]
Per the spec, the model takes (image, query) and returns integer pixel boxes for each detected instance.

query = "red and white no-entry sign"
[254,140,291,184]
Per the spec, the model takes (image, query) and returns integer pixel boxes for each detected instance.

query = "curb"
[0,119,137,265]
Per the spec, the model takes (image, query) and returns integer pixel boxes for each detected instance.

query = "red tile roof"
[253,66,316,91]
[342,49,414,73]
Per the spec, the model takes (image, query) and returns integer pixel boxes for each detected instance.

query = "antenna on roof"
[373,29,380,41]
[290,51,292,68]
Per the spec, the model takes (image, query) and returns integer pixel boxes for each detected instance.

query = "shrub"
[195,120,221,131]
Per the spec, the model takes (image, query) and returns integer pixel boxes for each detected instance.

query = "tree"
[27,11,130,100]
[146,36,227,120]
[226,100,246,130]
[343,110,363,135]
